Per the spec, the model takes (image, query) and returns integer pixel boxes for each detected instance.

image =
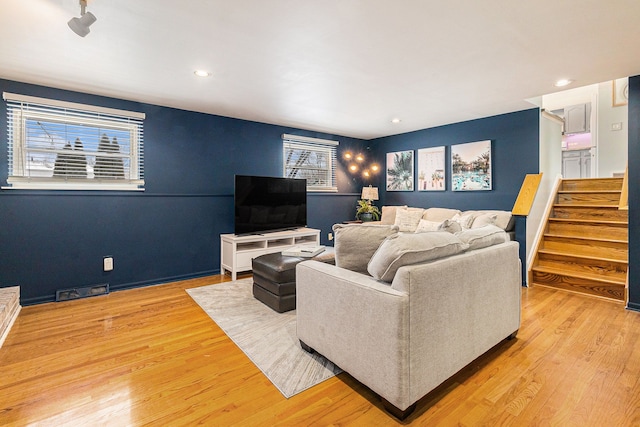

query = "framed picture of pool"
[451,140,492,191]
[386,150,414,191]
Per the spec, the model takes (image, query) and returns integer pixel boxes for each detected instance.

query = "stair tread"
[531,265,627,285]
[530,282,625,302]
[548,217,628,225]
[553,203,624,208]
[558,190,621,194]
[537,249,628,264]
[544,233,628,244]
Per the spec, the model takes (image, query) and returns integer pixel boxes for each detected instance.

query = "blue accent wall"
[627,75,639,311]
[0,79,366,304]
[367,109,540,211]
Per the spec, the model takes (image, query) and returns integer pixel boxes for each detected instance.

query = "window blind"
[283,134,338,192]
[3,92,145,191]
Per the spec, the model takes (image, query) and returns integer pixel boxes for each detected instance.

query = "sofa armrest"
[389,241,521,407]
[296,261,410,406]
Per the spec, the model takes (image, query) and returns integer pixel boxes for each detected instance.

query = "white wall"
[597,79,628,177]
[525,113,563,284]
[543,84,597,111]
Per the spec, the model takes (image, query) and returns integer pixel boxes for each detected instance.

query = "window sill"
[308,187,338,193]
[3,177,145,191]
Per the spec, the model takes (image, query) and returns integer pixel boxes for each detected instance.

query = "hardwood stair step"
[537,248,628,265]
[561,177,624,191]
[556,191,623,205]
[541,235,628,261]
[543,233,628,244]
[531,266,625,301]
[549,217,628,225]
[532,265,626,286]
[546,219,628,240]
[536,251,627,282]
[552,205,629,221]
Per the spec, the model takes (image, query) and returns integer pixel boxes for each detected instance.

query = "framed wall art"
[417,146,445,191]
[386,150,414,191]
[613,78,629,107]
[451,140,492,191]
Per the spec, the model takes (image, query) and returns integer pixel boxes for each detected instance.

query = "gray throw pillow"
[332,224,399,274]
[367,231,468,282]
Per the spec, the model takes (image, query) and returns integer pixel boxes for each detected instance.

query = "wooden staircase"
[530,177,628,301]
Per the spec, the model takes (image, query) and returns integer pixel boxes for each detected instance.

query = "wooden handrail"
[619,165,628,210]
[512,173,543,216]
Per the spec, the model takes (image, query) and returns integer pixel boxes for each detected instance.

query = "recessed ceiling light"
[554,79,573,87]
[194,70,211,77]
[391,118,402,124]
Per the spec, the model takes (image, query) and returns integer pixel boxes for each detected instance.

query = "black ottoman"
[252,248,335,313]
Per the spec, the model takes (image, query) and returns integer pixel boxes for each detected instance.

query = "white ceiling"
[1,0,639,140]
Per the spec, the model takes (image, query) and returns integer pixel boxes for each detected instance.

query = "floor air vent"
[56,284,109,302]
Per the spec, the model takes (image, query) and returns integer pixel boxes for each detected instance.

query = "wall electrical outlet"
[328,232,333,241]
[103,256,114,272]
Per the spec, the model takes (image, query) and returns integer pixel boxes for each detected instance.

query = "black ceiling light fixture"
[68,0,97,37]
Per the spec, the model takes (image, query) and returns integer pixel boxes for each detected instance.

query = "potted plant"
[356,199,381,222]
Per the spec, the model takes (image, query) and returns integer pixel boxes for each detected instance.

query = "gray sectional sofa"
[296,216,521,419]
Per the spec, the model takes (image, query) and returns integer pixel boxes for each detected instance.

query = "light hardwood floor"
[1,275,639,426]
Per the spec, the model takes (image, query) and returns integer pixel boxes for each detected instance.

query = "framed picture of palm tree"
[386,150,414,191]
[451,140,492,191]
[418,146,445,191]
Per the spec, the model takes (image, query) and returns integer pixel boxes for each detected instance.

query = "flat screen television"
[234,175,307,235]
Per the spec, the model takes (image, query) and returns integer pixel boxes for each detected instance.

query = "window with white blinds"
[3,92,145,191]
[283,134,338,192]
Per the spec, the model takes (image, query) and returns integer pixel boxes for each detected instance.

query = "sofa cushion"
[414,219,442,233]
[422,207,461,222]
[379,205,407,225]
[367,231,468,282]
[394,207,425,232]
[456,225,509,250]
[332,223,399,274]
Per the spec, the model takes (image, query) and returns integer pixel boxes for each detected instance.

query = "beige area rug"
[186,278,341,398]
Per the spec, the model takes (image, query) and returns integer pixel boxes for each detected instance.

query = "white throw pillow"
[471,213,498,228]
[414,219,443,233]
[472,210,513,230]
[456,225,509,250]
[393,207,425,232]
[367,232,468,282]
[379,205,407,225]
[422,207,461,222]
[451,212,476,229]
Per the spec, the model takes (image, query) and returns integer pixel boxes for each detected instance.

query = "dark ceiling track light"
[68,0,97,37]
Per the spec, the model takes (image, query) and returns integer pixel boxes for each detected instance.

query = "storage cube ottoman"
[252,248,335,312]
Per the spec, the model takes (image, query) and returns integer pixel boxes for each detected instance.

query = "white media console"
[220,227,320,280]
